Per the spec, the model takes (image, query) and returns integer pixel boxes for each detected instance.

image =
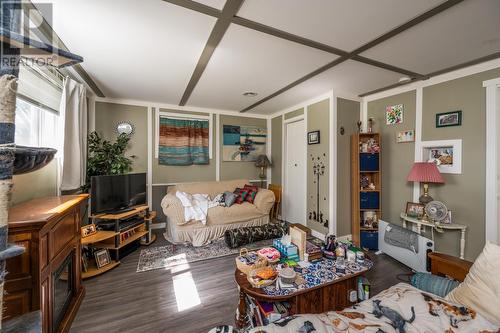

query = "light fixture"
[243,92,258,97]
[398,77,411,84]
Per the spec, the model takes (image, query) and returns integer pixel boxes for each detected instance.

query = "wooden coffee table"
[234,261,371,329]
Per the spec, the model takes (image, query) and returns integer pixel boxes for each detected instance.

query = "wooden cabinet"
[5,195,88,333]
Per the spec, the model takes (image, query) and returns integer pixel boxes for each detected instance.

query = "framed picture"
[436,110,462,128]
[418,139,462,174]
[308,130,320,145]
[386,104,404,125]
[94,249,111,269]
[81,224,97,238]
[396,129,415,143]
[222,124,267,161]
[406,202,425,219]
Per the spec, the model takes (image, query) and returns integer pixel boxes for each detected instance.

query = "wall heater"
[378,220,434,272]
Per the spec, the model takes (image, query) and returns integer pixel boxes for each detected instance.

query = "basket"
[247,266,278,288]
[235,248,268,275]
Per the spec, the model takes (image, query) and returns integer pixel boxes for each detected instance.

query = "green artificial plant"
[82,131,135,192]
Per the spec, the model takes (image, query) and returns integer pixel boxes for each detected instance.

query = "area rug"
[136,238,272,273]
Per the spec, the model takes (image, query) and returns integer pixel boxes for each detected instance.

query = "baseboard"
[151,222,166,230]
[311,229,325,240]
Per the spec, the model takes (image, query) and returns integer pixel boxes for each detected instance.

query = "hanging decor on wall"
[385,104,404,125]
[308,130,320,144]
[396,129,415,143]
[436,110,462,128]
[158,117,209,165]
[309,154,328,228]
[418,139,462,174]
[222,124,266,161]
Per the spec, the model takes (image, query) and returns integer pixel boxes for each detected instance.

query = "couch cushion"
[244,184,259,203]
[446,242,500,323]
[175,179,248,198]
[233,187,249,204]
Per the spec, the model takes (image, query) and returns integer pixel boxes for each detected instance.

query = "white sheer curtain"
[59,77,87,191]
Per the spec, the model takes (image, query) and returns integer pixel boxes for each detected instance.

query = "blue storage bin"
[360,153,379,171]
[361,231,378,250]
[360,192,379,209]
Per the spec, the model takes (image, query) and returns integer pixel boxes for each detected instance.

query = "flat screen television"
[91,173,146,214]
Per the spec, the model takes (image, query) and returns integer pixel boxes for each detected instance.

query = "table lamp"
[407,162,444,205]
[255,155,271,188]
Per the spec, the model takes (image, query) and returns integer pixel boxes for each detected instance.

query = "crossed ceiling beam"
[164,0,465,111]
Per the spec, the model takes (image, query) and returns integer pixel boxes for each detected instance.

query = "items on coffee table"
[248,266,278,288]
[235,248,268,275]
[257,247,281,263]
[278,267,296,284]
[289,225,307,260]
[306,241,322,261]
[273,238,299,261]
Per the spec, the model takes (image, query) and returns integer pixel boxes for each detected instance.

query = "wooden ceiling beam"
[160,0,221,18]
[178,0,245,106]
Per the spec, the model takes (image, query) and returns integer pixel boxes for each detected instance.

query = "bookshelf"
[351,133,381,248]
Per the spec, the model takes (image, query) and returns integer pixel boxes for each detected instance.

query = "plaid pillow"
[233,188,249,204]
[244,184,259,203]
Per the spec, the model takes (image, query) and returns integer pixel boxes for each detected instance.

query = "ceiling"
[33,0,500,115]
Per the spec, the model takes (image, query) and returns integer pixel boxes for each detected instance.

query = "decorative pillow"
[233,188,249,204]
[223,191,237,207]
[243,184,259,204]
[410,272,459,297]
[445,242,500,323]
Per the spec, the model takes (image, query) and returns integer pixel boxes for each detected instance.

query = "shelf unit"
[351,133,381,248]
[81,205,156,279]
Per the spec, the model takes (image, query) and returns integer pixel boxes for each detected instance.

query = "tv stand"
[82,205,156,278]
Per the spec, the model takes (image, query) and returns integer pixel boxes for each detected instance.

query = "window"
[15,97,60,149]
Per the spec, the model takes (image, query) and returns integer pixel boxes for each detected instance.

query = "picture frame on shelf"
[442,210,453,224]
[406,202,425,219]
[307,130,320,145]
[94,249,111,269]
[436,110,462,128]
[418,139,462,174]
[81,224,97,238]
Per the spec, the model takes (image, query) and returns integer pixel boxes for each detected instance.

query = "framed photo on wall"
[308,130,320,145]
[436,110,462,128]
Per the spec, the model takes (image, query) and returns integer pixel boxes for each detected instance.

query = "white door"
[497,86,500,244]
[284,119,306,225]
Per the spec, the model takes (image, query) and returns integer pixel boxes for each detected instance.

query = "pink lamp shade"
[407,162,444,184]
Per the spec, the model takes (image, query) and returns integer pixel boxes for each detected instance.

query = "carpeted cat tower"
[0,1,83,331]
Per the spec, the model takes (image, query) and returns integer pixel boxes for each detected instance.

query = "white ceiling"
[362,0,500,74]
[250,60,403,114]
[32,0,500,115]
[237,0,445,52]
[189,24,335,110]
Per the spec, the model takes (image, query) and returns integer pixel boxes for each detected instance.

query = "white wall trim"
[281,114,285,190]
[304,105,309,226]
[88,96,96,132]
[362,58,500,102]
[94,96,268,119]
[311,229,325,240]
[484,78,500,244]
[360,100,368,133]
[269,91,334,119]
[147,106,153,209]
[267,117,272,185]
[330,91,337,235]
[283,114,304,124]
[413,87,423,202]
[216,113,221,181]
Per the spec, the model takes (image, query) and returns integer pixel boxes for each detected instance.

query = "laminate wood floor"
[70,231,412,333]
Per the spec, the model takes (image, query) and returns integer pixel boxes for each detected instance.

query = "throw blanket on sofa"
[245,283,500,333]
[176,191,210,225]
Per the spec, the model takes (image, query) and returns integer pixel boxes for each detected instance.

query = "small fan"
[425,201,448,222]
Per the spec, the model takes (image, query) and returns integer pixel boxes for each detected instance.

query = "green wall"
[367,91,416,225]
[307,99,330,234]
[219,115,267,181]
[95,102,148,173]
[367,66,500,260]
[271,116,282,185]
[284,108,304,120]
[337,98,360,236]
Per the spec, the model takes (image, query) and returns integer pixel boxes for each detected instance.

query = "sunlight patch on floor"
[172,271,201,312]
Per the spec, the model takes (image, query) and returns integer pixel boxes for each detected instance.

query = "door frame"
[282,115,307,225]
[484,77,500,245]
